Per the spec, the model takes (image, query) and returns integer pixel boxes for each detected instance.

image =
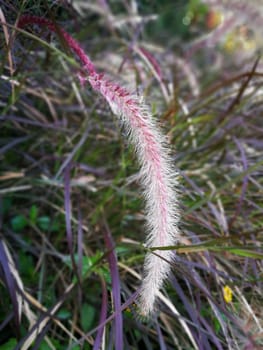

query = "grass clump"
[0,1,262,349]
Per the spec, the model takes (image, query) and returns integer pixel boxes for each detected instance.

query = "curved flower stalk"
[18,15,180,316]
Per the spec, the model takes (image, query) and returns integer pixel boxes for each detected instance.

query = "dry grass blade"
[18,284,75,350]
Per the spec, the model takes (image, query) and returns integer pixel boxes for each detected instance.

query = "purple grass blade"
[155,319,167,350]
[66,290,139,350]
[64,163,73,255]
[186,269,235,348]
[13,283,74,350]
[179,170,219,236]
[231,139,263,290]
[242,257,249,291]
[178,274,224,350]
[0,115,66,130]
[77,205,83,284]
[229,138,249,228]
[0,135,32,155]
[55,125,91,179]
[14,319,51,350]
[103,222,123,350]
[138,47,163,81]
[93,277,108,350]
[64,163,78,276]
[78,163,106,176]
[170,276,205,349]
[208,202,228,234]
[176,255,236,281]
[199,316,224,350]
[182,274,224,350]
[250,253,262,290]
[31,323,52,350]
[0,312,14,332]
[242,138,263,149]
[0,239,20,336]
[93,279,107,350]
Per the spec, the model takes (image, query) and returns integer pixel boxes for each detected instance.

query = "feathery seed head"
[18,15,181,316]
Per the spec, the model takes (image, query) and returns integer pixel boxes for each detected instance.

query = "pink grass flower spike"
[18,15,181,316]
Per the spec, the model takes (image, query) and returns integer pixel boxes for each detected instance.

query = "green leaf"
[38,339,62,349]
[57,309,71,320]
[1,197,12,216]
[19,252,35,281]
[39,342,52,350]
[0,338,17,350]
[115,246,130,255]
[37,216,51,230]
[62,252,104,278]
[215,248,263,259]
[11,214,28,231]
[214,317,221,334]
[81,303,96,332]
[50,219,60,232]
[151,241,263,260]
[29,205,38,224]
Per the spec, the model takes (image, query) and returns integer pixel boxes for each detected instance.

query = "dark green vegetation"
[0,0,262,349]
